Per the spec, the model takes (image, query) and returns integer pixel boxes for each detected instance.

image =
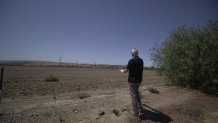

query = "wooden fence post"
[0,67,4,103]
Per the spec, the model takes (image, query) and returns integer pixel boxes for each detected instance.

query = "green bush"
[44,75,59,82]
[151,20,218,93]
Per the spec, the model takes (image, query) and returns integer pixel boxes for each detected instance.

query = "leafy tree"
[151,20,218,93]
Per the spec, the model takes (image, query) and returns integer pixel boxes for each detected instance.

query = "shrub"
[44,75,59,82]
[151,20,218,93]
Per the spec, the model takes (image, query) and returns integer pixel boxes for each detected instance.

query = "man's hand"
[120,69,124,73]
[120,69,128,73]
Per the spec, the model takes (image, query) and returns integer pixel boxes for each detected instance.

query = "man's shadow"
[139,104,173,123]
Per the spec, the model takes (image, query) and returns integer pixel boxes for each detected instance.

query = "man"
[120,48,144,117]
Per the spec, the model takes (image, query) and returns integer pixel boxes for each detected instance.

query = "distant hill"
[0,60,31,66]
[0,60,74,66]
[0,60,125,68]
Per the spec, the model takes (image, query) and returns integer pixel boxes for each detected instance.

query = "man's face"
[131,53,134,57]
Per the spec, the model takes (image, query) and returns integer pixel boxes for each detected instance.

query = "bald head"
[131,48,139,57]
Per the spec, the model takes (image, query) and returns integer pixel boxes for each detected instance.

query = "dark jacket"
[127,56,143,83]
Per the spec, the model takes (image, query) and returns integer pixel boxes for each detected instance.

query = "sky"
[0,0,217,66]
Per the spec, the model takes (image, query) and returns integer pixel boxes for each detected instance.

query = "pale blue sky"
[0,0,217,66]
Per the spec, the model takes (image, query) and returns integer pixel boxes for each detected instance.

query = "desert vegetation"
[151,20,218,93]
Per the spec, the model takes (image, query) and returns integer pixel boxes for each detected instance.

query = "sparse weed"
[191,104,202,117]
[44,75,59,82]
[43,111,51,117]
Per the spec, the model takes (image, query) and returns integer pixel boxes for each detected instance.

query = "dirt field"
[0,66,218,123]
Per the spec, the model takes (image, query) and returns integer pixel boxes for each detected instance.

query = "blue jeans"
[129,83,143,114]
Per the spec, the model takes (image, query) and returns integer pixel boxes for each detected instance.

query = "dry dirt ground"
[0,66,218,123]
